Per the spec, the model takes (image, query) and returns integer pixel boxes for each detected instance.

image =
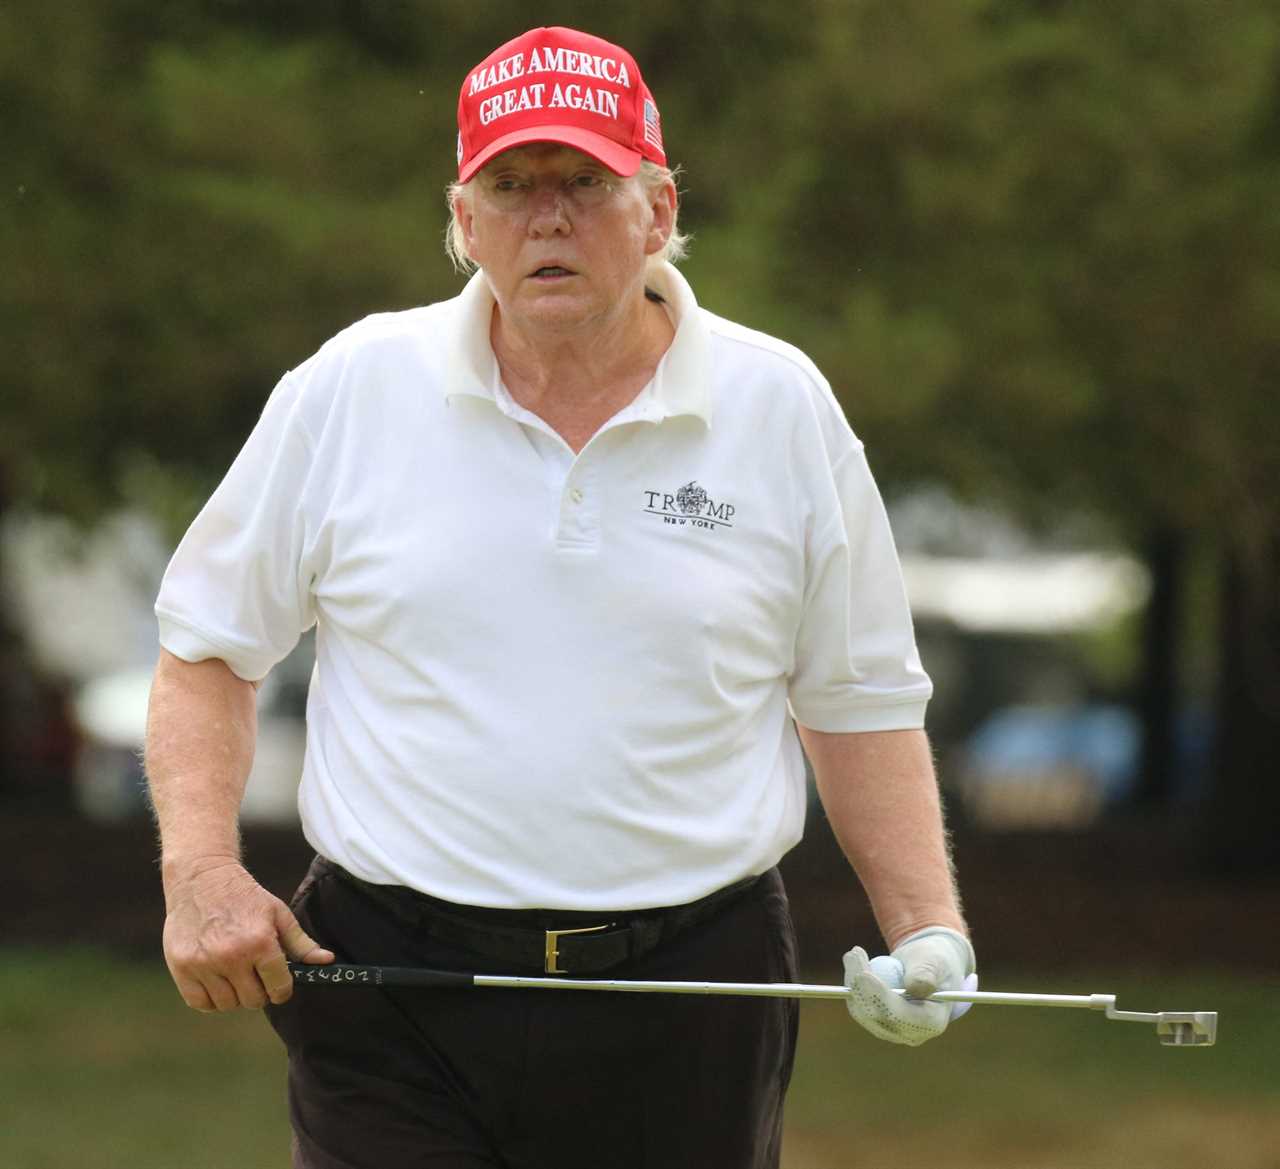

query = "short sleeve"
[154,373,317,682]
[787,444,932,732]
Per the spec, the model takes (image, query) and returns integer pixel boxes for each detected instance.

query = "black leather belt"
[318,857,761,975]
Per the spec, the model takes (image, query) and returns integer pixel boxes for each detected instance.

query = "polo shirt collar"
[442,263,712,427]
[646,263,713,426]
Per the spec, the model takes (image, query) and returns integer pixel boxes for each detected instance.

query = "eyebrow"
[485,149,608,174]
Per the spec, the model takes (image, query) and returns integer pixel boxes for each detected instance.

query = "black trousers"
[266,857,800,1169]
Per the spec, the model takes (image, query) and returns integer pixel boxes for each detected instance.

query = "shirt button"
[569,487,584,505]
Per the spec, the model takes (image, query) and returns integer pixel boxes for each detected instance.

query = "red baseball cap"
[456,26,667,183]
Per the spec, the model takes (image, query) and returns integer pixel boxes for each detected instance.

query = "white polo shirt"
[155,263,931,910]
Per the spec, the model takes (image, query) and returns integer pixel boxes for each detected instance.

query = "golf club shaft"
[474,977,1113,1008]
[287,963,1111,1007]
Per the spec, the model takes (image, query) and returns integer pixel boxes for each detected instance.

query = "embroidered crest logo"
[643,482,736,531]
[675,481,708,515]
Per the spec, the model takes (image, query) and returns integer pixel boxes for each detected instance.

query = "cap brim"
[458,125,643,183]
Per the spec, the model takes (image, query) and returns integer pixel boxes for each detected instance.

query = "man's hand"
[162,858,334,1012]
[843,926,977,1046]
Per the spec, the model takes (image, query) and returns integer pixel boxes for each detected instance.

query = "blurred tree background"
[2,0,1278,867]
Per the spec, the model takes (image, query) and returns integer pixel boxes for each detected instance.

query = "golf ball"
[868,954,905,988]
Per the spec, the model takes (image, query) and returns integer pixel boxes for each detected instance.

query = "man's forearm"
[798,726,965,947]
[145,649,259,902]
[146,649,332,1011]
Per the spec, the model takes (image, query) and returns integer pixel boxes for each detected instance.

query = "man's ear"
[455,194,479,263]
[645,180,677,257]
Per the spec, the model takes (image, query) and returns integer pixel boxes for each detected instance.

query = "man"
[147,25,974,1169]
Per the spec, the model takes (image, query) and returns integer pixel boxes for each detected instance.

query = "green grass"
[0,950,287,1169]
[2,950,1276,1169]
[784,966,1280,1169]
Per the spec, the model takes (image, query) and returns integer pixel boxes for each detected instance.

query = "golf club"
[286,963,1217,1047]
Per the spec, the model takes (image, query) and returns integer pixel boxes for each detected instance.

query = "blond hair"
[444,160,689,275]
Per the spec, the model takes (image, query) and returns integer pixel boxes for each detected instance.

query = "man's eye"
[494,178,525,192]
[571,174,604,188]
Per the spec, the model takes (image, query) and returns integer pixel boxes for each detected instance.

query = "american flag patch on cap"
[643,98,663,150]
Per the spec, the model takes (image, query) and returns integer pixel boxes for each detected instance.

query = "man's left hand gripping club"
[844,926,978,1046]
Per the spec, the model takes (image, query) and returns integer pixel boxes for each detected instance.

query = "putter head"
[1157,1012,1217,1047]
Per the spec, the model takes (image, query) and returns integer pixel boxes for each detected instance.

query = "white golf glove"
[843,926,978,1047]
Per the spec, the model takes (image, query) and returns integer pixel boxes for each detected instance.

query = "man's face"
[456,144,674,335]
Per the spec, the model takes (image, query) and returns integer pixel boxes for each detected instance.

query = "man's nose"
[527,185,570,234]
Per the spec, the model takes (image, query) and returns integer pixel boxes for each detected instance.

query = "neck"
[491,287,674,419]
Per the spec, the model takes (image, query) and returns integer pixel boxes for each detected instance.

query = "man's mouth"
[530,266,575,278]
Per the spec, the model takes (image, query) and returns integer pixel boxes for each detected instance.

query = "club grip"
[287,962,473,989]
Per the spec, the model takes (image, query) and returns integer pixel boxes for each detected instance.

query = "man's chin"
[510,294,598,333]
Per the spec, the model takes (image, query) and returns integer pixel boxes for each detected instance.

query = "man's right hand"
[162,858,335,1012]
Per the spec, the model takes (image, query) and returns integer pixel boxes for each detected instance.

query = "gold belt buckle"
[544,923,612,973]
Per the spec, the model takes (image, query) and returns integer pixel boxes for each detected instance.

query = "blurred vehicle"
[70,635,313,825]
[955,703,1140,829]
